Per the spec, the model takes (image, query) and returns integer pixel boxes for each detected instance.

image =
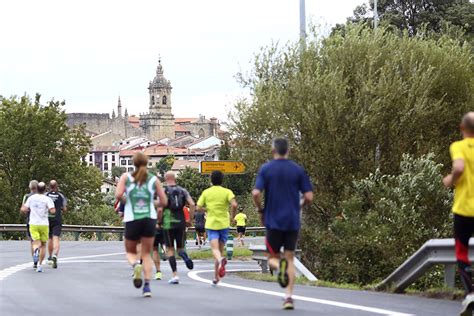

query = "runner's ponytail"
[132,152,149,185]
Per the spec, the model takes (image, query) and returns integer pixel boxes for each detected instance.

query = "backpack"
[165,186,186,212]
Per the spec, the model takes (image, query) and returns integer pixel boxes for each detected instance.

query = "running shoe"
[460,293,474,316]
[33,263,37,270]
[154,271,162,280]
[277,258,289,288]
[33,248,39,266]
[168,276,179,284]
[218,258,227,278]
[282,297,294,310]
[52,256,58,269]
[195,240,198,246]
[142,283,152,298]
[178,250,194,270]
[47,257,53,265]
[132,264,143,288]
[36,265,43,273]
[212,279,219,287]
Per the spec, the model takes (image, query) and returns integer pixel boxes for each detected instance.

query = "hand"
[443,174,453,188]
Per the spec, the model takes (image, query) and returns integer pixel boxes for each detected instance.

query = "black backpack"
[165,186,186,212]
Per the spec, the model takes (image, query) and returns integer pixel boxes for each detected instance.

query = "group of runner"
[20,180,67,272]
[18,112,473,313]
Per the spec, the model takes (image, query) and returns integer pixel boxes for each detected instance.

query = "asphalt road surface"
[0,241,463,316]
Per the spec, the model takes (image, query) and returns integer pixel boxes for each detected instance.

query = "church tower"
[139,58,175,140]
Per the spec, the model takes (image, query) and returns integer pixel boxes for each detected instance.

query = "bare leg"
[125,239,139,265]
[210,239,222,281]
[152,249,161,272]
[48,237,53,258]
[140,237,154,281]
[39,242,46,265]
[52,236,60,256]
[284,251,296,298]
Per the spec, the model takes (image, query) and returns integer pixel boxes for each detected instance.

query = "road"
[0,241,462,316]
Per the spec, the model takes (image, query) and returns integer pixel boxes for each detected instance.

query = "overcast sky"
[0,0,367,122]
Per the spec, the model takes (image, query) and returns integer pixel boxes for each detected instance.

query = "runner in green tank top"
[116,152,167,298]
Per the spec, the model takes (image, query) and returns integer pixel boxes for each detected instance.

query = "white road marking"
[187,269,415,316]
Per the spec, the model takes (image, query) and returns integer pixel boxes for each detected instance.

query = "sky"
[0,0,367,122]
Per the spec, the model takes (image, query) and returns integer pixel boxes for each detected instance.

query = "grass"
[188,247,253,260]
[405,287,465,301]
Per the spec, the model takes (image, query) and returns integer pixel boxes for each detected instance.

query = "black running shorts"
[125,218,156,241]
[164,227,186,249]
[265,228,299,255]
[48,219,62,238]
[237,226,246,234]
[195,226,205,234]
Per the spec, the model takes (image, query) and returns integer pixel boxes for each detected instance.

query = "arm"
[115,174,128,199]
[157,207,163,226]
[61,194,68,212]
[252,189,265,226]
[230,199,238,223]
[155,179,168,207]
[20,204,29,214]
[302,191,314,206]
[49,207,56,214]
[186,195,196,225]
[196,193,205,212]
[443,159,465,188]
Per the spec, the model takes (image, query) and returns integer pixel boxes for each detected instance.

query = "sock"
[144,279,150,285]
[168,256,177,273]
[139,259,143,264]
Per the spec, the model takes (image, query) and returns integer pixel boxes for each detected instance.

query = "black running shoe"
[277,258,289,288]
[178,250,194,270]
[52,256,58,269]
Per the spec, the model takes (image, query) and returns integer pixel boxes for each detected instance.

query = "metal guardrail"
[377,238,474,293]
[0,224,266,241]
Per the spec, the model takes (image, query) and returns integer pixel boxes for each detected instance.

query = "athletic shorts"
[265,228,299,255]
[237,226,246,234]
[163,227,186,249]
[454,214,474,264]
[30,225,49,242]
[154,228,164,248]
[195,226,205,234]
[207,228,229,244]
[49,219,62,238]
[124,218,156,241]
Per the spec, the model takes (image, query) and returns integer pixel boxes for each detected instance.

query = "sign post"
[200,161,246,174]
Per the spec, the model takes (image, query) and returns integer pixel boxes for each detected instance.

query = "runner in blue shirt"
[252,138,313,310]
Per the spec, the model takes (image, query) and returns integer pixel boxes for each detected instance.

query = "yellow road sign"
[200,161,246,174]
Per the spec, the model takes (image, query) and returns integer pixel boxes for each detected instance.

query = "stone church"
[67,59,220,141]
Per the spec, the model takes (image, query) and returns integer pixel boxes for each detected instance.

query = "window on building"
[162,96,167,105]
[89,155,93,162]
[151,95,155,104]
[121,160,127,166]
[128,167,134,172]
[104,154,108,162]
[104,163,109,170]
[112,163,116,168]
[112,155,115,162]
[128,160,132,166]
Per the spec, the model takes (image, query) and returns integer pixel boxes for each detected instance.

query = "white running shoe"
[168,276,179,284]
[460,293,474,316]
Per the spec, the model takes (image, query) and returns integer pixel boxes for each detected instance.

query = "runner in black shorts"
[194,211,206,247]
[253,138,313,310]
[160,171,195,285]
[115,152,167,297]
[46,180,67,269]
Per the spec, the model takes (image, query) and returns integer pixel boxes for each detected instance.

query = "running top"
[234,213,247,227]
[162,185,191,230]
[450,138,474,217]
[255,159,313,231]
[194,212,206,229]
[46,191,67,222]
[24,194,55,226]
[197,185,235,230]
[123,172,158,223]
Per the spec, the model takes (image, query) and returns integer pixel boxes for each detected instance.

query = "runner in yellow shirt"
[443,112,474,316]
[233,210,247,246]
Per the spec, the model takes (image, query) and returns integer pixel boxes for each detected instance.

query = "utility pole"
[299,0,306,50]
[373,0,379,29]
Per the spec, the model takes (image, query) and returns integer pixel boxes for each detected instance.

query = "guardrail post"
[74,232,80,241]
[226,235,234,260]
[444,264,456,289]
[118,232,123,241]
[97,232,103,241]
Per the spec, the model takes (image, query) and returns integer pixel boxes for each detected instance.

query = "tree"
[176,167,210,201]
[229,24,473,284]
[341,0,474,37]
[156,155,175,178]
[111,166,126,180]
[0,94,105,224]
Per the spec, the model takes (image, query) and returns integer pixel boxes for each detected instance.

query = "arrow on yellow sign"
[200,161,246,174]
